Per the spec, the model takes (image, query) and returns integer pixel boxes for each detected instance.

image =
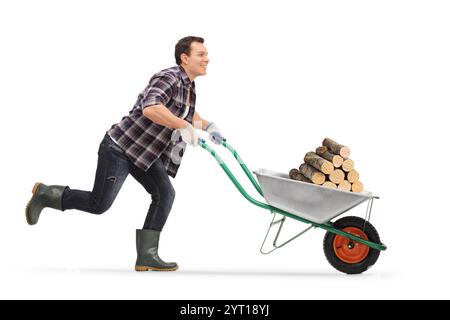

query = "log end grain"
[351,181,364,193]
[338,180,351,192]
[342,159,354,172]
[339,146,351,158]
[329,169,345,184]
[332,155,344,168]
[322,181,337,189]
[321,161,334,175]
[347,169,360,183]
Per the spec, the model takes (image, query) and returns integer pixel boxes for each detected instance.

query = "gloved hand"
[176,123,199,147]
[205,122,225,144]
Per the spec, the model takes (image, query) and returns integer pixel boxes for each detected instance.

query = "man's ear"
[180,52,189,64]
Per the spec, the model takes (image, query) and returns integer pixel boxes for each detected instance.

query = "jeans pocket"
[108,142,127,158]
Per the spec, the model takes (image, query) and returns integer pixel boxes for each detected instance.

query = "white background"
[1,0,449,299]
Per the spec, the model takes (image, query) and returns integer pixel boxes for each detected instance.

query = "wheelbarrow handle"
[219,139,263,197]
[198,138,227,144]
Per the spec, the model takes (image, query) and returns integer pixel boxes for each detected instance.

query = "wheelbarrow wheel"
[323,216,381,274]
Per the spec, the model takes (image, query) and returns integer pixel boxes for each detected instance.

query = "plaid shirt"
[108,65,196,178]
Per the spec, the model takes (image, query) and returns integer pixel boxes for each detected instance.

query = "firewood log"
[351,181,364,193]
[289,168,299,179]
[304,152,334,174]
[338,180,351,192]
[289,168,311,183]
[346,169,359,183]
[315,147,344,168]
[322,138,350,158]
[315,146,327,155]
[329,169,345,184]
[295,174,311,183]
[299,163,326,185]
[342,159,354,172]
[322,181,337,189]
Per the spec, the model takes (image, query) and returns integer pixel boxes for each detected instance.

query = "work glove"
[205,122,225,144]
[175,123,199,147]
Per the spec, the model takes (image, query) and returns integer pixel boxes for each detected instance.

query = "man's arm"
[143,104,188,129]
[193,111,210,131]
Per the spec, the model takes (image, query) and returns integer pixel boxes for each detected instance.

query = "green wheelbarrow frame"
[198,138,387,254]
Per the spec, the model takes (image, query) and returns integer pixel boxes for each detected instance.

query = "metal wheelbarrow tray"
[254,168,374,224]
[198,138,387,274]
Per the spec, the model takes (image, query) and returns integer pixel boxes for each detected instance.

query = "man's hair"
[175,36,204,65]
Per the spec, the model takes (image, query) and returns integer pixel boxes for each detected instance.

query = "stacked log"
[316,147,343,168]
[304,152,334,174]
[322,181,337,189]
[299,163,326,185]
[351,181,364,193]
[288,138,365,192]
[329,169,345,184]
[289,168,310,182]
[347,169,359,183]
[322,138,350,158]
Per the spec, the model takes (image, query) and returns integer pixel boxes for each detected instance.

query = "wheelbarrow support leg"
[260,212,314,255]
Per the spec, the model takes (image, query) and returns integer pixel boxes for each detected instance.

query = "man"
[25,36,225,272]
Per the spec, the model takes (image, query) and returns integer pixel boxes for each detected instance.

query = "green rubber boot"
[25,182,67,225]
[135,229,179,272]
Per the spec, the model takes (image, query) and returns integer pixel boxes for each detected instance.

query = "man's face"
[182,42,209,77]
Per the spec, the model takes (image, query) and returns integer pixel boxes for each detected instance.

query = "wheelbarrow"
[198,138,387,274]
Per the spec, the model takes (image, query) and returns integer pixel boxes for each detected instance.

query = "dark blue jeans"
[61,134,175,231]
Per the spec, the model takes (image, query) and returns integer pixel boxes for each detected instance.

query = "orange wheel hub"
[333,227,370,264]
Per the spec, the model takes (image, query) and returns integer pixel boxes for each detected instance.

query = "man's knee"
[95,203,112,215]
[162,185,176,205]
[153,184,175,208]
[90,198,114,215]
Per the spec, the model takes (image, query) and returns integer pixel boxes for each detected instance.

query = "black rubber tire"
[323,216,381,274]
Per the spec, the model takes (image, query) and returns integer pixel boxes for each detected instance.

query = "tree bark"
[315,147,344,168]
[289,168,311,183]
[289,168,299,179]
[322,138,350,158]
[299,163,326,185]
[304,152,334,174]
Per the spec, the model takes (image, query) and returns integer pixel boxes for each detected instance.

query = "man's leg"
[62,134,130,214]
[130,157,178,271]
[130,157,175,231]
[26,134,130,225]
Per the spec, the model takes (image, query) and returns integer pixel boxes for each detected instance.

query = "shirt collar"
[178,65,195,89]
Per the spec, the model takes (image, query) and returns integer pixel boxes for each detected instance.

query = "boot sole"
[25,182,41,225]
[135,265,179,272]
